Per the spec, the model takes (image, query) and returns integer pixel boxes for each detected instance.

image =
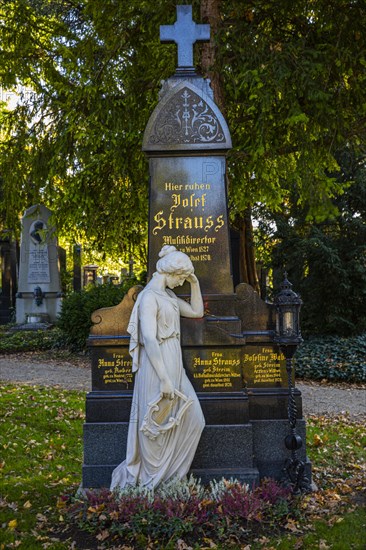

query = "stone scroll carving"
[149,87,225,145]
[90,285,143,336]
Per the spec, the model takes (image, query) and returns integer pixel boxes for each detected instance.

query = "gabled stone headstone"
[144,78,233,295]
[16,204,62,326]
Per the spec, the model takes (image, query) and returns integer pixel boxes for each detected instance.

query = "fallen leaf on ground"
[8,519,17,530]
[284,519,303,533]
[96,529,110,541]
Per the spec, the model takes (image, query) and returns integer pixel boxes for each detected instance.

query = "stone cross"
[160,5,210,68]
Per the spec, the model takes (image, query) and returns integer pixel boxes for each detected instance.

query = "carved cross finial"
[160,5,210,69]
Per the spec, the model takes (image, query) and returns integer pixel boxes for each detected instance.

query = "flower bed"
[63,477,294,548]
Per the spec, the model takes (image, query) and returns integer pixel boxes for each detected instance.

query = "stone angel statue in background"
[110,245,205,491]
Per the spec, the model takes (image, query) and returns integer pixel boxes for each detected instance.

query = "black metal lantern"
[274,274,310,493]
[274,274,303,353]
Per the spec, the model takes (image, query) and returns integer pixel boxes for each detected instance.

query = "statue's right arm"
[177,273,204,318]
[139,292,174,399]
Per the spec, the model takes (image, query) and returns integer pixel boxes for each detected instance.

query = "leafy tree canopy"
[0,0,365,268]
[257,150,366,335]
[219,0,366,222]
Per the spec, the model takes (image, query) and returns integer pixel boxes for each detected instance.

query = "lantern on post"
[274,273,310,493]
[274,274,302,353]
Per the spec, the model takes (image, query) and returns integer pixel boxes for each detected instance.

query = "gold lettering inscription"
[192,350,241,390]
[152,211,166,235]
[98,356,133,387]
[244,348,285,386]
[170,193,207,213]
[165,182,183,191]
[164,182,211,191]
[163,236,217,245]
[185,183,211,190]
[153,212,224,234]
[153,181,224,263]
[98,358,114,368]
[215,215,224,232]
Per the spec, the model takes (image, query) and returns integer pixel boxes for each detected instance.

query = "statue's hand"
[186,273,198,285]
[160,377,175,400]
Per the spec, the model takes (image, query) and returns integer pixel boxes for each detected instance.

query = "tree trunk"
[200,0,260,293]
[237,208,260,293]
[200,0,226,114]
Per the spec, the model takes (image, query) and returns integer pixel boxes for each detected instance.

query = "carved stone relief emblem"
[149,87,225,145]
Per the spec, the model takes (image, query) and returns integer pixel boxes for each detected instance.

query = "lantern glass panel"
[284,311,294,333]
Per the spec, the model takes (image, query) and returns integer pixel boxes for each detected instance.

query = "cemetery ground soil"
[0,351,365,549]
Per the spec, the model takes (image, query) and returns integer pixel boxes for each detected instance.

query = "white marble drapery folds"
[110,287,205,490]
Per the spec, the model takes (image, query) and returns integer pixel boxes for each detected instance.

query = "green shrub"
[55,280,140,351]
[268,156,366,337]
[294,333,366,383]
[0,327,58,353]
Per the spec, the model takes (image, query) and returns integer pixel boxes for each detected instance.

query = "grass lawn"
[0,384,84,549]
[0,383,365,549]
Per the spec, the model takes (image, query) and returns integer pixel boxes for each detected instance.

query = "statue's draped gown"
[110,288,205,490]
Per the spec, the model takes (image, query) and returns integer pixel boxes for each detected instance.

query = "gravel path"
[0,354,365,419]
[0,354,90,392]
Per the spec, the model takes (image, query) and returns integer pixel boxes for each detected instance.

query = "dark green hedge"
[294,333,366,383]
[0,328,57,353]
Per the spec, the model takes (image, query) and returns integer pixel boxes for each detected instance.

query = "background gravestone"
[16,204,62,325]
[83,5,311,488]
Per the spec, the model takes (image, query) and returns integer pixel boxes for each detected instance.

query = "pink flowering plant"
[64,476,294,548]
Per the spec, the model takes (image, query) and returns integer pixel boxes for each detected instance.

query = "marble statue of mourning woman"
[110,245,205,491]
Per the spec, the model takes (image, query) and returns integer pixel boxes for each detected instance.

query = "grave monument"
[16,204,62,326]
[82,5,311,488]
